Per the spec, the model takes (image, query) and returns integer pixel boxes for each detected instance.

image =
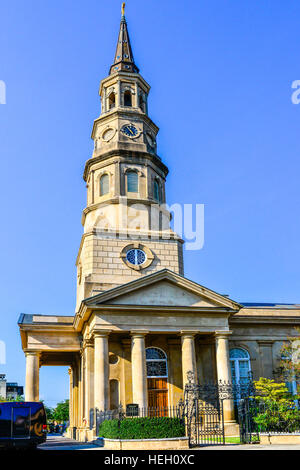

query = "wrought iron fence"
[185,371,255,402]
[95,404,185,434]
[238,397,300,443]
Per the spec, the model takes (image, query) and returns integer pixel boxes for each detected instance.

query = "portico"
[19,269,240,440]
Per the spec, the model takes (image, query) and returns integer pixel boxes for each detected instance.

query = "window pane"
[230,348,249,359]
[230,361,236,382]
[146,348,166,360]
[146,361,167,377]
[100,174,109,195]
[127,171,138,192]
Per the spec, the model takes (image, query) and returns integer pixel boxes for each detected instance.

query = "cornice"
[83,149,168,182]
[91,107,158,135]
[73,304,233,333]
[99,71,151,95]
[230,315,300,325]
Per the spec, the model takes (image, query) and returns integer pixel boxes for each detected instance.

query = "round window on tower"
[120,244,154,271]
[126,249,147,266]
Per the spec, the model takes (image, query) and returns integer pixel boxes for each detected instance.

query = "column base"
[224,421,240,437]
[76,427,97,442]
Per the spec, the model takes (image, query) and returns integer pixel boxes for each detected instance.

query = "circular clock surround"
[120,243,154,271]
[120,123,141,139]
[102,127,116,142]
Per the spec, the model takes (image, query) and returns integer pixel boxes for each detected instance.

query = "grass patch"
[225,437,241,444]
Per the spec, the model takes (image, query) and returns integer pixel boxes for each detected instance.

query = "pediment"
[85,269,241,311]
[105,280,220,307]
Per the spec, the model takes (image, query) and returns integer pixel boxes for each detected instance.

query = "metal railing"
[95,404,185,434]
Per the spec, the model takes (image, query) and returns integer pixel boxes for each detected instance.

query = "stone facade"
[18,9,300,443]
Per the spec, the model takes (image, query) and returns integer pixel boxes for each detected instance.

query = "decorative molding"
[120,242,154,271]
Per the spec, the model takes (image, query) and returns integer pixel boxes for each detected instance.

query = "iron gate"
[186,399,225,446]
[184,371,255,446]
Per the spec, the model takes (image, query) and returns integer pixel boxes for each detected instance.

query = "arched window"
[100,174,109,196]
[146,347,168,378]
[153,179,162,203]
[127,170,138,193]
[124,90,132,107]
[109,379,119,410]
[108,92,115,110]
[230,348,251,385]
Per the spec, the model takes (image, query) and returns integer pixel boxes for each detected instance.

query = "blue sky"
[1,0,300,406]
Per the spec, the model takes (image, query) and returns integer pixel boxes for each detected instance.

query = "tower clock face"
[102,127,115,142]
[121,124,139,138]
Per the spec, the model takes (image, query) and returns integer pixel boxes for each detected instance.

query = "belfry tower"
[76,5,184,310]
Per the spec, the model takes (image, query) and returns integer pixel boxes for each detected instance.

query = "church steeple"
[75,5,184,308]
[109,3,139,75]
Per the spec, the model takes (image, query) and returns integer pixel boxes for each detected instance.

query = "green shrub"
[99,417,185,440]
[98,419,120,439]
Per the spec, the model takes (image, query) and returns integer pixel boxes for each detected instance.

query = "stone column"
[131,331,148,410]
[94,331,110,412]
[68,367,73,432]
[84,340,94,429]
[215,331,235,424]
[72,358,80,432]
[25,351,40,402]
[181,333,198,389]
[117,80,121,107]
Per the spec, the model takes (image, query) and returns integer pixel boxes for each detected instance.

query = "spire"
[109,3,139,75]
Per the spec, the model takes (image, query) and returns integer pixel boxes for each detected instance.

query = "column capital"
[93,330,112,339]
[82,338,94,349]
[24,350,40,357]
[130,330,149,337]
[180,331,198,338]
[215,330,232,339]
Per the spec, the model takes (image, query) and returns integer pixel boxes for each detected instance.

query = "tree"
[44,405,54,421]
[53,399,69,423]
[253,378,300,432]
[0,395,24,402]
[254,377,292,406]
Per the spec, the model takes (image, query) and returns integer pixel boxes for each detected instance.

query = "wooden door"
[147,378,168,415]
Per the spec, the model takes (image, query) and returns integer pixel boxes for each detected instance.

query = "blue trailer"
[0,401,47,449]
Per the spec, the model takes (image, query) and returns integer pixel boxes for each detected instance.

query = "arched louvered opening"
[124,90,132,107]
[108,92,115,110]
[100,174,109,196]
[127,170,138,193]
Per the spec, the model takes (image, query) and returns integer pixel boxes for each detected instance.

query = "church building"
[18,7,300,441]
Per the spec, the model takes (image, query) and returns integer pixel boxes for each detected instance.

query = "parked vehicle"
[0,401,47,449]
